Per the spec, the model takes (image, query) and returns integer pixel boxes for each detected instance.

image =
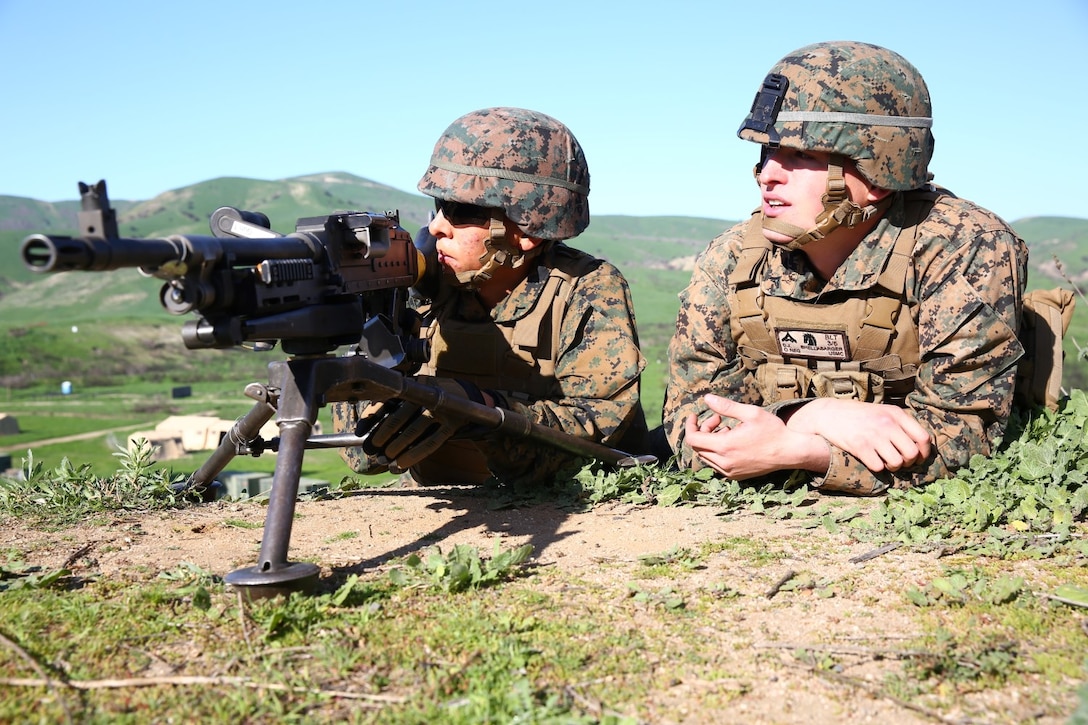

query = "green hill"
[2,173,1087,400]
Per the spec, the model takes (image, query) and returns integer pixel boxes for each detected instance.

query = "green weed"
[0,561,70,592]
[0,440,187,526]
[851,391,1088,559]
[324,530,360,543]
[222,518,261,529]
[567,456,814,515]
[573,393,1088,562]
[387,542,534,593]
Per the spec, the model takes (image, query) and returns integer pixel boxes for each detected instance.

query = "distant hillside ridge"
[0,173,732,290]
[3,171,1086,330]
[3,171,1084,272]
[2,173,1088,393]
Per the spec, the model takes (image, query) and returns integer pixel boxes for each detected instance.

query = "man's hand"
[358,376,488,472]
[683,394,831,480]
[784,397,932,472]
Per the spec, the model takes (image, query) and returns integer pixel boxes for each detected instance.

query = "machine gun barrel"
[18,181,424,355]
[20,232,320,274]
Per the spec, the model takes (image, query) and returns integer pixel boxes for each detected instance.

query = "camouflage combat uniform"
[335,107,647,487]
[412,242,645,485]
[663,41,1029,494]
[663,190,1028,493]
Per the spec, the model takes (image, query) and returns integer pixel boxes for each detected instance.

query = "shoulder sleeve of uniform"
[695,223,750,270]
[921,193,1025,245]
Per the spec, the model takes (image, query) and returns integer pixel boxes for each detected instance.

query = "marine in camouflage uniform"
[662,42,1028,495]
[333,107,647,486]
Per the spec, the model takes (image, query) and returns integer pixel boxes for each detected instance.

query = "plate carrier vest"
[419,244,599,403]
[727,190,941,405]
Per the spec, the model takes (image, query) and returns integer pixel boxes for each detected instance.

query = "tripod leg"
[224,360,321,598]
[181,396,277,501]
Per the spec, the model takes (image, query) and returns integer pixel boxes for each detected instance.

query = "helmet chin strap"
[454,211,541,288]
[760,155,892,251]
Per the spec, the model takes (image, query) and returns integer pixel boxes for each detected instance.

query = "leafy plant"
[569,457,813,514]
[573,393,1088,561]
[0,440,189,525]
[0,561,70,591]
[853,392,1088,558]
[637,546,703,571]
[905,567,1027,608]
[626,582,685,610]
[157,562,221,611]
[388,542,534,593]
[1049,584,1088,609]
[906,628,1021,684]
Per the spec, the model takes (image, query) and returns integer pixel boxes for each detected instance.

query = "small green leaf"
[657,483,684,507]
[331,574,359,605]
[906,588,929,607]
[1052,584,1088,607]
[943,478,971,505]
[192,586,211,611]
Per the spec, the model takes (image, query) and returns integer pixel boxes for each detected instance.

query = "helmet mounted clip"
[739,72,789,148]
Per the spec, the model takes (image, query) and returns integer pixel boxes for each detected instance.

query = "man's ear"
[518,235,546,252]
[503,218,546,252]
[867,186,893,204]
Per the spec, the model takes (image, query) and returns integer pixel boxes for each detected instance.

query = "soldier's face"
[428,209,492,276]
[756,148,877,244]
[428,207,528,277]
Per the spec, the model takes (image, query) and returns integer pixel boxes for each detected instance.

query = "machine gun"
[21,180,655,597]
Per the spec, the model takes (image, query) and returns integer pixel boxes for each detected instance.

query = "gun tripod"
[186,354,655,598]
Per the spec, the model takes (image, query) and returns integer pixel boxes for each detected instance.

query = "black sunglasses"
[434,199,494,226]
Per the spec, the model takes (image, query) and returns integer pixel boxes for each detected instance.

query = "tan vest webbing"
[727,191,936,400]
[421,246,595,401]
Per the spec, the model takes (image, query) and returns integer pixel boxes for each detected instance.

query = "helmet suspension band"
[761,154,892,251]
[455,211,540,288]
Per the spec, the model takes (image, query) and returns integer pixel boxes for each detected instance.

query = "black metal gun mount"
[21,181,655,598]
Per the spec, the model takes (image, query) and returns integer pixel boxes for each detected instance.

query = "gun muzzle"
[20,233,185,273]
[21,233,96,272]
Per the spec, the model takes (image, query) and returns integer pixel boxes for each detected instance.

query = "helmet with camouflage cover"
[737,41,934,248]
[418,107,590,241]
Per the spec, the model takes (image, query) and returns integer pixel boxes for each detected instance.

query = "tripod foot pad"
[225,561,321,600]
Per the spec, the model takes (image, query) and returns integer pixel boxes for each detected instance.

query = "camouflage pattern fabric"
[738,41,934,191]
[662,188,1028,493]
[335,400,389,476]
[430,243,646,485]
[417,107,590,242]
[332,242,647,487]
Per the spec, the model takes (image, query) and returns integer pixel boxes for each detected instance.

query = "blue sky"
[1,0,1085,224]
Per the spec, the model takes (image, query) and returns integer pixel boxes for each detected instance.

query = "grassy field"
[1,409,1086,722]
[0,380,396,489]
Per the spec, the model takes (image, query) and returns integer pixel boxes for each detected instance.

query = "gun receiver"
[20,180,655,598]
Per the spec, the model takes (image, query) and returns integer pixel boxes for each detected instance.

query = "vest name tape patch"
[775,327,850,361]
